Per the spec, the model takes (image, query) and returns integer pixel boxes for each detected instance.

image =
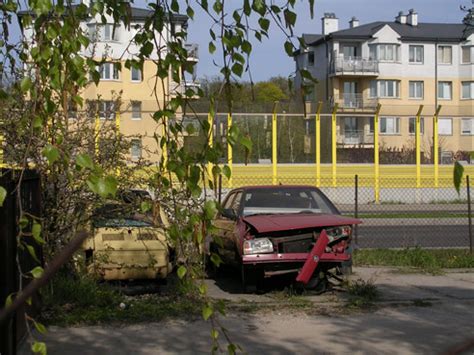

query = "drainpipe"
[434,38,438,164]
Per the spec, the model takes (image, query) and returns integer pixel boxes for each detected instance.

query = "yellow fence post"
[315,102,323,187]
[415,105,424,188]
[95,114,100,158]
[227,113,233,188]
[207,113,213,179]
[433,105,442,188]
[374,104,381,203]
[162,117,168,170]
[272,104,278,185]
[331,103,338,187]
[115,110,121,176]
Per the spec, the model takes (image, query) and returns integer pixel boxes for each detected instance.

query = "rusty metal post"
[354,174,359,246]
[467,175,472,254]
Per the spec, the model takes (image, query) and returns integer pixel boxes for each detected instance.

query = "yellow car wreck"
[82,202,172,281]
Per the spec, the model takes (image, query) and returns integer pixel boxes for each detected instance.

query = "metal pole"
[374,104,381,203]
[218,174,222,206]
[315,102,322,187]
[433,105,442,188]
[467,175,472,254]
[94,114,100,158]
[227,113,233,188]
[415,105,424,189]
[331,103,339,187]
[115,110,121,176]
[162,116,168,171]
[354,174,359,246]
[207,113,213,179]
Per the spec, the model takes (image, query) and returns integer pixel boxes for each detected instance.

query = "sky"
[181,0,470,81]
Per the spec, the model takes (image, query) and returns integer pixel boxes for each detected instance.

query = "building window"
[461,118,474,135]
[88,24,120,41]
[409,117,424,134]
[369,44,400,61]
[131,139,142,160]
[99,63,119,80]
[409,81,424,99]
[370,80,400,98]
[438,118,452,135]
[308,51,315,66]
[380,117,400,134]
[131,101,142,120]
[461,82,474,99]
[462,46,473,64]
[437,46,452,64]
[99,101,115,120]
[409,45,424,64]
[131,66,142,82]
[438,82,452,100]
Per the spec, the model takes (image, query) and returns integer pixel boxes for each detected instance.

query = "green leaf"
[30,266,44,279]
[0,186,6,207]
[243,0,251,16]
[42,145,59,164]
[186,6,194,19]
[202,305,213,321]
[5,294,13,307]
[33,116,43,129]
[258,18,270,31]
[231,63,243,77]
[208,41,216,54]
[20,77,32,92]
[284,9,297,27]
[284,40,294,56]
[203,200,218,220]
[31,341,47,355]
[210,253,222,267]
[222,165,231,179]
[211,329,219,340]
[34,321,47,334]
[76,153,94,170]
[141,200,152,213]
[177,265,187,279]
[26,245,40,263]
[241,40,252,55]
[228,344,237,355]
[453,161,464,194]
[240,136,252,152]
[31,222,44,245]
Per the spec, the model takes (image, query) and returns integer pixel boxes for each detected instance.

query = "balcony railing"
[330,57,379,76]
[333,94,378,110]
[185,43,199,61]
[338,130,374,146]
[170,80,200,96]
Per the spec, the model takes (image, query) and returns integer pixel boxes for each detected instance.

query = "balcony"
[332,94,378,111]
[337,130,374,146]
[330,57,379,77]
[170,80,200,97]
[185,43,199,62]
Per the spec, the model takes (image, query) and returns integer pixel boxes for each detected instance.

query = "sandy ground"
[19,267,474,355]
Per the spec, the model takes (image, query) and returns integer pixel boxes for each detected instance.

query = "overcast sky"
[180,0,470,82]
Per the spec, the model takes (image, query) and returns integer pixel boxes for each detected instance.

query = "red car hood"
[242,213,361,234]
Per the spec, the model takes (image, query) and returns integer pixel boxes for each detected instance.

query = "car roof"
[230,185,320,192]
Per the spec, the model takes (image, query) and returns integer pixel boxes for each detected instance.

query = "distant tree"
[254,81,288,103]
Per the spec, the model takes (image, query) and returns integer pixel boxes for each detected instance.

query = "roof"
[18,5,188,24]
[308,21,469,46]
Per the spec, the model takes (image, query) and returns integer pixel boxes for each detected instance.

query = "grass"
[40,274,202,326]
[346,278,379,308]
[357,212,467,219]
[353,248,474,273]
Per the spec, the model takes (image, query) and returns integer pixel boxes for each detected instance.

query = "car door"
[214,190,243,265]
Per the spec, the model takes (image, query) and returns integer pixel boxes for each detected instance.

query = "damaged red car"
[211,185,361,292]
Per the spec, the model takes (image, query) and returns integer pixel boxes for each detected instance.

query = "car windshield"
[243,187,337,216]
[92,204,153,228]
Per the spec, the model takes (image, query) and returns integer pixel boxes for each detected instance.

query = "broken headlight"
[243,238,274,255]
[325,226,352,244]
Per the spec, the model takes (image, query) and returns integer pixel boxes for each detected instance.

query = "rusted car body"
[83,199,172,281]
[212,185,361,290]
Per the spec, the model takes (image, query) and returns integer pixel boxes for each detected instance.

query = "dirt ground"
[19,267,474,354]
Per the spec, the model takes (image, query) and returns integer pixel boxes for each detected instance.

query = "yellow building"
[20,2,199,162]
[294,10,473,162]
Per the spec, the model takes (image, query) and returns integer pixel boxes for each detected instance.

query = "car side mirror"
[221,208,237,220]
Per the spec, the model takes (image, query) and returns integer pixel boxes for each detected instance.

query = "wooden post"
[227,113,233,188]
[315,102,323,187]
[374,104,381,203]
[415,105,424,188]
[433,105,442,188]
[331,103,338,187]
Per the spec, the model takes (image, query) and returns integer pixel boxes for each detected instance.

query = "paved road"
[20,268,474,354]
[357,224,471,249]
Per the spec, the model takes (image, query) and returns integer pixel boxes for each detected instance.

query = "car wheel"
[241,265,264,293]
[305,271,328,294]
